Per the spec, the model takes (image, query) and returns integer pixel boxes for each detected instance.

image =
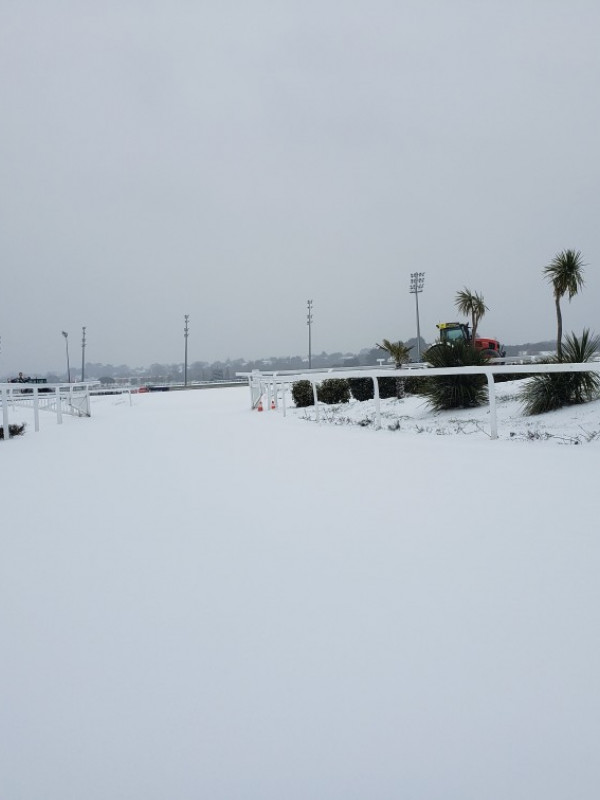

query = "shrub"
[377,376,398,399]
[348,377,374,402]
[492,372,533,383]
[421,342,488,410]
[292,380,315,407]
[519,330,600,415]
[403,375,425,395]
[349,374,421,401]
[0,423,26,439]
[318,378,350,405]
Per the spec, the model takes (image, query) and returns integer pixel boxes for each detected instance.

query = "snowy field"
[2,385,600,800]
[288,377,600,444]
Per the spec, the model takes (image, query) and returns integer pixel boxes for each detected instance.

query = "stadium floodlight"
[81,326,86,382]
[409,272,425,362]
[307,300,313,369]
[62,330,71,383]
[184,314,190,386]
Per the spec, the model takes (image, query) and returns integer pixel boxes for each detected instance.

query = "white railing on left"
[0,382,100,440]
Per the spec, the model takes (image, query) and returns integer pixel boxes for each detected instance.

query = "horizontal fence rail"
[0,382,100,440]
[237,364,600,440]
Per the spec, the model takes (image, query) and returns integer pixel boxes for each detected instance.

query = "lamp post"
[81,326,86,382]
[307,300,313,369]
[409,272,425,362]
[62,330,71,382]
[184,314,189,387]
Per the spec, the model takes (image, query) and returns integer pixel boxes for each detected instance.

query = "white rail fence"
[0,382,99,440]
[238,364,600,440]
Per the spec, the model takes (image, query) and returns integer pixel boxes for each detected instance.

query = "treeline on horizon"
[24,337,558,384]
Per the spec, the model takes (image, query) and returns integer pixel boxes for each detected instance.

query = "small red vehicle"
[436,322,505,359]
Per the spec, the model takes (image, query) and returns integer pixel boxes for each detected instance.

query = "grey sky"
[1,0,599,375]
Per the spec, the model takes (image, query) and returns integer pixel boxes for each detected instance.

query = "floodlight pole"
[184,314,190,386]
[307,300,313,369]
[81,326,86,382]
[409,272,425,362]
[62,330,71,382]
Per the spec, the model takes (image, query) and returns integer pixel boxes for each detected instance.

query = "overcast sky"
[1,0,599,375]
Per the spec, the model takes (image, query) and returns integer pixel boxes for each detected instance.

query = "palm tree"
[543,249,585,360]
[454,288,488,344]
[423,340,489,410]
[520,329,600,414]
[376,339,412,398]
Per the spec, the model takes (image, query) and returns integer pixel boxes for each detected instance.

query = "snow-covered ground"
[2,385,600,800]
[290,378,600,444]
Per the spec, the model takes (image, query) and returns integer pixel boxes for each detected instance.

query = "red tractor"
[436,322,505,359]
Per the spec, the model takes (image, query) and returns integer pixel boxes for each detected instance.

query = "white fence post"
[311,380,319,423]
[55,387,63,425]
[0,381,98,440]
[372,376,381,430]
[250,370,262,409]
[486,372,498,440]
[33,387,40,432]
[2,387,9,438]
[267,381,271,411]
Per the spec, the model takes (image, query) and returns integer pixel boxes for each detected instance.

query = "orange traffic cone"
[257,398,264,412]
[270,398,276,410]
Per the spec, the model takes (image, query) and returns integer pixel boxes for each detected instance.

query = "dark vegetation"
[292,379,351,407]
[0,423,26,439]
[520,330,600,415]
[377,377,398,399]
[318,379,351,404]
[294,374,425,407]
[347,378,374,402]
[421,342,489,410]
[291,380,314,408]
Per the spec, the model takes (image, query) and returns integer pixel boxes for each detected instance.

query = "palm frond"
[422,341,488,410]
[376,339,412,367]
[520,329,600,415]
[543,249,585,300]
